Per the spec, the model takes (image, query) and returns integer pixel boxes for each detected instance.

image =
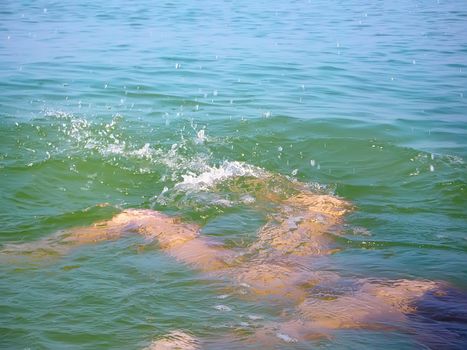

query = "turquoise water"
[1,0,466,349]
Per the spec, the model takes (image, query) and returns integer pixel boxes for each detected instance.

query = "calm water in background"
[0,0,466,349]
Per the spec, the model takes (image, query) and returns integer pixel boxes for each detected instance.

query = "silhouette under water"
[2,175,466,349]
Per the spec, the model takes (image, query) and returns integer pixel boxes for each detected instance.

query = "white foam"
[276,332,298,343]
[211,198,232,207]
[130,143,153,159]
[214,304,232,312]
[247,314,263,320]
[240,195,255,204]
[177,161,265,190]
[101,143,125,156]
[216,294,230,299]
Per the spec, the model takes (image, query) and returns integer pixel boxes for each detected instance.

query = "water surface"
[1,0,466,349]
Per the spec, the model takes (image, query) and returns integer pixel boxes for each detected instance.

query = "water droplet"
[196,129,206,143]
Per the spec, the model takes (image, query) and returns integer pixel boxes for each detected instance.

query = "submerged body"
[2,181,466,349]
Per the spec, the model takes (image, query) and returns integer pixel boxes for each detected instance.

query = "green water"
[1,0,466,349]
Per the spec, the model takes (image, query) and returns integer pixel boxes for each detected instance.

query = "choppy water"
[1,0,466,349]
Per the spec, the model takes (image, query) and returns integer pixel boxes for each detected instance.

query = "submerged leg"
[245,279,460,346]
[291,279,440,330]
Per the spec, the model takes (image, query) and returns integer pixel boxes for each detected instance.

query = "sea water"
[0,0,466,349]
